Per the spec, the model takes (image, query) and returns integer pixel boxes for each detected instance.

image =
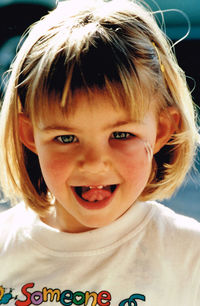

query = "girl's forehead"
[33,87,157,128]
[35,90,157,131]
[38,91,131,123]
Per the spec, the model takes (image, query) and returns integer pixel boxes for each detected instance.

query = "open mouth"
[73,184,117,203]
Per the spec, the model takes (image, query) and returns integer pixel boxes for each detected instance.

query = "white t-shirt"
[0,201,200,306]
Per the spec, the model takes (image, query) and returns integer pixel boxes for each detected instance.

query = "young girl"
[0,0,199,305]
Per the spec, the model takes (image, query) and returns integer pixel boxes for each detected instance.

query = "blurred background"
[0,0,199,220]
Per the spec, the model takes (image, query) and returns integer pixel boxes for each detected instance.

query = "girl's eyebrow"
[105,120,139,129]
[40,120,139,133]
[40,125,80,133]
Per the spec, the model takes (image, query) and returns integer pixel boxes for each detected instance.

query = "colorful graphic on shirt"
[119,294,146,306]
[1,283,146,305]
[0,287,14,304]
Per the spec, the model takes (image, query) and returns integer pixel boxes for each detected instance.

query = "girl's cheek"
[111,138,152,158]
[38,151,74,182]
[111,139,152,178]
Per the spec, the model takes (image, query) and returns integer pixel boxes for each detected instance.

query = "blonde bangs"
[23,49,154,126]
[16,0,162,124]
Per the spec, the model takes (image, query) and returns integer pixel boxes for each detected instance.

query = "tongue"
[82,188,111,202]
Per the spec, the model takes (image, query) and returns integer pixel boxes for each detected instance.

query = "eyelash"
[55,132,135,144]
[111,132,135,140]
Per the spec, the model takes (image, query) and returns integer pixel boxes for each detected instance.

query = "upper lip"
[69,174,121,187]
[70,183,120,188]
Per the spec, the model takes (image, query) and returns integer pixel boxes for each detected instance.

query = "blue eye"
[112,132,134,140]
[55,135,77,144]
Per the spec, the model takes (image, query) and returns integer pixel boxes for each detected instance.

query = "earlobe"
[154,107,180,154]
[18,114,37,154]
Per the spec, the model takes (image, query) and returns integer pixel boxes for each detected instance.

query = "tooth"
[89,185,104,189]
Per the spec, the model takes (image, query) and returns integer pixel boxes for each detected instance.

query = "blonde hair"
[0,0,199,215]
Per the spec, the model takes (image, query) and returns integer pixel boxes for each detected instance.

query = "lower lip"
[71,186,118,210]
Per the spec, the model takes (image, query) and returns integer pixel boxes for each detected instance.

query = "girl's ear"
[153,107,180,154]
[18,114,38,154]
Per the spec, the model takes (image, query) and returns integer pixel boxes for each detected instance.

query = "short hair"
[0,0,199,215]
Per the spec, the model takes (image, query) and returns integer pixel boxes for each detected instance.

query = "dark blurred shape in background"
[144,0,200,108]
[0,0,57,98]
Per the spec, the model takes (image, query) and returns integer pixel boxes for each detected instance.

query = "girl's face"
[20,91,174,233]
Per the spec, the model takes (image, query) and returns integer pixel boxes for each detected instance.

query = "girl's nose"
[77,146,110,174]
